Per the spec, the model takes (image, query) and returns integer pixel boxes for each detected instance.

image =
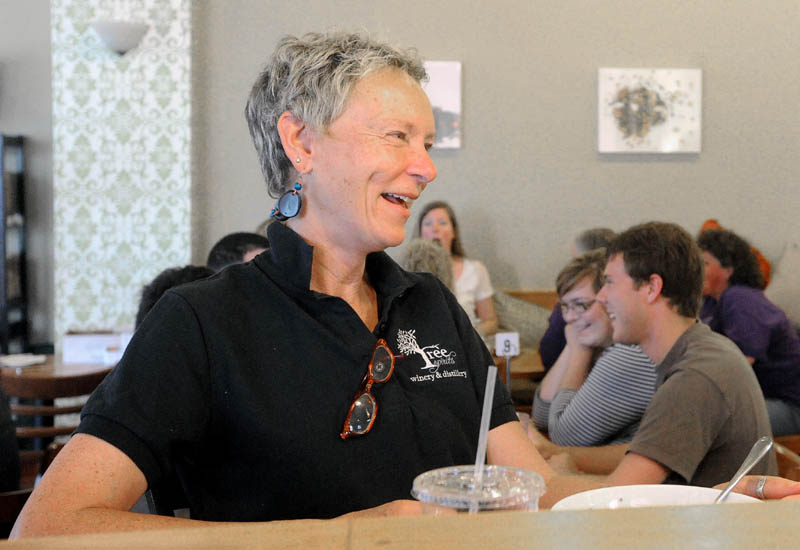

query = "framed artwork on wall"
[598,68,702,153]
[422,61,461,149]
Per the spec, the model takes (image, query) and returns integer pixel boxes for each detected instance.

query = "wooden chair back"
[504,289,559,310]
[0,488,32,538]
[774,434,800,481]
[1,365,110,488]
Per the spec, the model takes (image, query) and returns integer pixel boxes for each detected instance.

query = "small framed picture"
[422,61,461,149]
[598,68,702,153]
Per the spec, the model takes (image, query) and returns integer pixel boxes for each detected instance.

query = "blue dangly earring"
[270,181,303,221]
[270,159,303,222]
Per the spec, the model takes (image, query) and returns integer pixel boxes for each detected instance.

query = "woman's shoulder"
[460,257,490,279]
[720,285,780,313]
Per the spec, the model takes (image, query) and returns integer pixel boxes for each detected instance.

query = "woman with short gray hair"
[13,31,556,534]
[246,31,427,198]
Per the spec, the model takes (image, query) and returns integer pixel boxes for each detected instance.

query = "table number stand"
[494,332,520,396]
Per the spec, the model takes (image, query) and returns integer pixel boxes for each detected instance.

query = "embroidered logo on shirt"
[396,329,467,382]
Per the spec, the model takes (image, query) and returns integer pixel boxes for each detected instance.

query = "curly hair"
[245,31,427,197]
[697,229,765,289]
[399,238,454,290]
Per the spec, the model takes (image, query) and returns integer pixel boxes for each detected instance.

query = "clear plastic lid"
[411,465,546,510]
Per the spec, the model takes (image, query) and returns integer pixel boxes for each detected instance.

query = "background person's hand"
[717,475,800,500]
[524,423,559,459]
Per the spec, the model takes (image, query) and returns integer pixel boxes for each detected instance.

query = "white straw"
[470,365,497,514]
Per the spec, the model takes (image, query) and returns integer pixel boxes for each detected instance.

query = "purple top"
[701,285,800,409]
[538,304,565,370]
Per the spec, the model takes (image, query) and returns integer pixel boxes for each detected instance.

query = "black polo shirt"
[79,223,516,521]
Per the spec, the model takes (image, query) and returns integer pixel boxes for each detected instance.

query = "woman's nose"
[563,308,579,324]
[409,147,437,184]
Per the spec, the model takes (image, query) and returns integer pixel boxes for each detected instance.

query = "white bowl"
[552,484,760,511]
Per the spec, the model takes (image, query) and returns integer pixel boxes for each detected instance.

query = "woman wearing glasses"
[13,31,559,537]
[530,250,656,469]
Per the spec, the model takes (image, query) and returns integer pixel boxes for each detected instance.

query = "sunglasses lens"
[371,345,393,382]
[348,393,376,434]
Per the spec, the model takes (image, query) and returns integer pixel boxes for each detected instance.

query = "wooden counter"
[3,501,798,549]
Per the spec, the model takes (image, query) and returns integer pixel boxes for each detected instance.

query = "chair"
[0,364,110,488]
[774,434,800,481]
[0,488,32,538]
[145,478,190,518]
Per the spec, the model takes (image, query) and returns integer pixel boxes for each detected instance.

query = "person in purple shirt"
[539,228,616,369]
[698,228,800,436]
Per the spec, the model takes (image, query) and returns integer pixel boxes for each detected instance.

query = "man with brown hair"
[594,221,777,486]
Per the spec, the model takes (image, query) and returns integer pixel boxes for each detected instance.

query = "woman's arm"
[474,296,498,336]
[547,345,654,446]
[470,260,498,336]
[11,434,210,538]
[537,323,592,401]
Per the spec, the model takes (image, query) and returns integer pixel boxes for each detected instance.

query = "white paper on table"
[0,354,47,368]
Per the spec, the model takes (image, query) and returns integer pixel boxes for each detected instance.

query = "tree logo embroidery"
[396,329,465,383]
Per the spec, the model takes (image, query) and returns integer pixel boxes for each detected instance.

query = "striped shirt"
[532,344,656,446]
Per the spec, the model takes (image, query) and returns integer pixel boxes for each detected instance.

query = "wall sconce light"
[91,20,150,55]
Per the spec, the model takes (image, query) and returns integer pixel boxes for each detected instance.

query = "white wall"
[192,0,800,290]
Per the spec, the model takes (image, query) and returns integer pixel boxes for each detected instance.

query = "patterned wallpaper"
[51,0,190,340]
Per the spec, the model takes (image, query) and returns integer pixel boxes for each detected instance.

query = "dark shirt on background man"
[538,304,566,370]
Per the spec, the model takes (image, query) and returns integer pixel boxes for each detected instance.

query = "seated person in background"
[206,232,270,272]
[699,218,771,285]
[399,238,454,290]
[530,222,777,486]
[698,228,800,436]
[0,385,20,491]
[417,201,498,336]
[539,227,616,370]
[532,249,656,447]
[135,265,215,329]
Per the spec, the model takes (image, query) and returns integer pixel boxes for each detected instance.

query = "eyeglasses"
[340,339,396,440]
[558,299,597,315]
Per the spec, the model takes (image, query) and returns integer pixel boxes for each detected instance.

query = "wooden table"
[0,355,112,399]
[2,501,798,548]
[494,347,545,385]
[1,355,112,486]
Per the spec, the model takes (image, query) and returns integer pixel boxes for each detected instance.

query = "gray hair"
[574,227,616,255]
[400,238,454,290]
[245,31,428,197]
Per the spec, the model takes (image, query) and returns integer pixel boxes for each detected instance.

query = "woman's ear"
[276,111,313,174]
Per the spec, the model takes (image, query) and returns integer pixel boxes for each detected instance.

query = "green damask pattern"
[52,0,190,340]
